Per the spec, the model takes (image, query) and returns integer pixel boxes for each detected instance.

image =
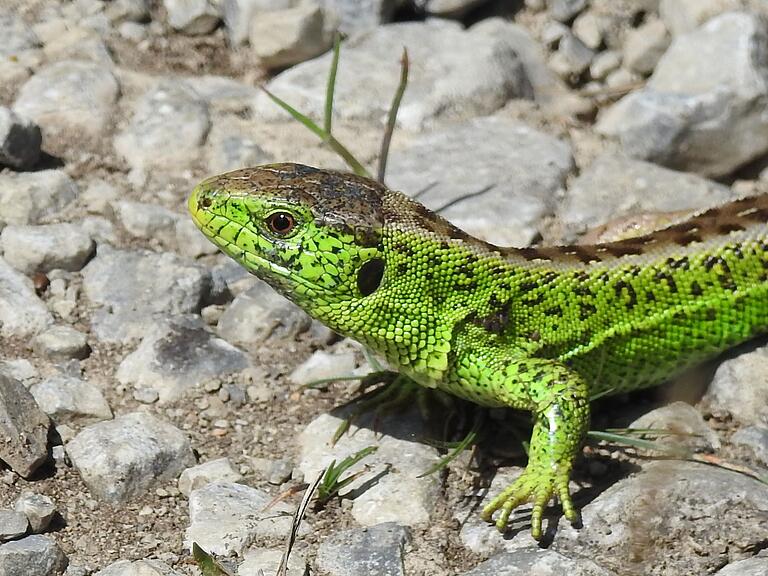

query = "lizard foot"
[480,463,578,540]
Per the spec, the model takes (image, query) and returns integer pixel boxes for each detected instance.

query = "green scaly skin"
[189,163,768,539]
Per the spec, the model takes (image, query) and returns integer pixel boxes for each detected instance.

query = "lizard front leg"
[477,358,590,539]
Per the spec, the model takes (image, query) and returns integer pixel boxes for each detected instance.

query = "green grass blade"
[377,48,409,184]
[261,86,326,140]
[193,543,234,576]
[418,427,478,478]
[324,33,342,135]
[588,430,692,458]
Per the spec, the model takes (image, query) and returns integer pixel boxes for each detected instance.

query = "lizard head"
[189,163,387,309]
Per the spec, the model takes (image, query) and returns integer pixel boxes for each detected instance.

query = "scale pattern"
[189,163,768,539]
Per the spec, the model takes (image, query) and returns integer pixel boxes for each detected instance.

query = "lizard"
[188,162,768,540]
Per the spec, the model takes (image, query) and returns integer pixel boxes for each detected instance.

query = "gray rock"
[623,19,670,75]
[250,3,334,69]
[659,0,740,36]
[0,107,41,170]
[105,0,151,24]
[597,13,768,177]
[315,523,410,576]
[66,412,196,502]
[13,493,56,534]
[715,556,768,576]
[116,314,250,403]
[182,74,261,113]
[13,61,120,148]
[174,218,220,258]
[572,11,605,50]
[30,375,111,424]
[94,559,184,576]
[0,510,28,542]
[204,119,272,175]
[81,247,212,344]
[0,15,40,57]
[0,360,38,387]
[178,458,243,496]
[0,223,93,275]
[548,0,587,22]
[629,401,720,453]
[217,281,312,346]
[387,116,574,247]
[460,550,615,576]
[732,426,768,468]
[31,327,90,362]
[254,20,529,130]
[0,374,50,479]
[238,548,307,576]
[423,0,490,18]
[703,344,768,426]
[289,348,359,386]
[186,482,298,556]
[550,33,595,78]
[0,258,53,338]
[222,0,295,45]
[0,170,78,230]
[589,50,622,80]
[164,0,221,34]
[298,411,442,527]
[558,153,734,238]
[112,201,179,242]
[114,81,210,175]
[0,535,67,576]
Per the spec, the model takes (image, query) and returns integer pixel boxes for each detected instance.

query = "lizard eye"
[265,211,296,236]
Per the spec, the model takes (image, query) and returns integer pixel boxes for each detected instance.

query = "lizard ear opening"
[357,258,385,296]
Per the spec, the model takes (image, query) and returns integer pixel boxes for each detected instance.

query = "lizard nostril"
[200,196,212,209]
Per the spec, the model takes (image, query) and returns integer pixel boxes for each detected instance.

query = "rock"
[703,344,768,426]
[322,0,401,33]
[254,20,530,130]
[13,61,120,150]
[629,401,720,453]
[597,13,768,178]
[589,50,621,80]
[715,556,768,576]
[113,201,179,242]
[0,107,41,170]
[250,3,334,69]
[572,11,605,50]
[0,510,28,542]
[238,547,307,576]
[105,0,151,24]
[164,0,221,35]
[0,15,40,57]
[41,28,114,67]
[0,258,53,338]
[659,0,740,36]
[298,411,441,527]
[0,374,50,479]
[14,493,56,534]
[315,523,410,576]
[186,482,297,556]
[0,170,78,230]
[387,116,574,247]
[0,360,37,387]
[557,153,735,238]
[116,314,250,403]
[289,348,359,386]
[548,0,587,22]
[204,118,272,175]
[550,33,595,79]
[221,0,292,45]
[423,0,490,18]
[217,281,312,346]
[731,426,768,468]
[623,19,670,75]
[93,559,184,576]
[0,535,67,576]
[30,376,111,424]
[0,224,94,275]
[178,458,243,496]
[66,412,196,502]
[114,81,210,175]
[81,247,212,344]
[174,218,220,258]
[31,327,90,362]
[459,549,616,575]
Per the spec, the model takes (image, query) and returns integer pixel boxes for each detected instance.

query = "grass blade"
[324,33,342,135]
[377,48,409,184]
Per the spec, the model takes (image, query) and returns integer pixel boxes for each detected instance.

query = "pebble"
[105,0,151,24]
[178,458,244,496]
[93,559,184,576]
[66,412,196,502]
[174,218,220,259]
[572,11,604,50]
[0,535,68,576]
[116,314,250,403]
[204,119,272,175]
[1,223,94,275]
[164,0,221,35]
[703,344,768,426]
[14,493,57,534]
[0,170,78,229]
[549,33,595,79]
[629,401,720,453]
[589,50,621,80]
[731,426,768,468]
[0,107,41,170]
[0,373,51,479]
[113,200,179,243]
[289,349,359,386]
[548,0,587,22]
[459,549,615,576]
[238,547,307,576]
[0,14,40,57]
[714,556,768,576]
[31,326,90,361]
[622,18,670,75]
[315,523,410,576]
[132,387,159,404]
[658,0,739,36]
[0,359,38,387]
[0,510,28,542]
[324,0,400,33]
[30,375,112,424]
[387,116,574,247]
[0,257,53,338]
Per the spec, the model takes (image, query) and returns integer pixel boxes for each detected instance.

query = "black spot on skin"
[579,302,597,321]
[544,305,563,317]
[614,280,638,309]
[654,271,678,293]
[357,258,385,296]
[397,262,408,274]
[690,281,703,296]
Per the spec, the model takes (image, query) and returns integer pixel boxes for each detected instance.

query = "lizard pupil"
[267,212,295,235]
[357,258,385,296]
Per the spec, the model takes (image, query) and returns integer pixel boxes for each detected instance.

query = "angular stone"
[238,548,307,576]
[459,549,615,576]
[254,20,529,130]
[116,315,250,403]
[30,376,111,424]
[0,510,28,542]
[0,374,50,479]
[0,535,67,576]
[14,493,56,534]
[0,170,78,230]
[66,412,196,502]
[704,344,768,426]
[731,426,768,468]
[0,258,53,338]
[174,218,220,258]
[105,0,151,24]
[94,559,184,576]
[659,0,740,36]
[550,33,595,78]
[623,19,670,75]
[387,117,573,247]
[0,14,40,57]
[31,327,90,362]
[423,0,490,18]
[315,523,410,576]
[0,107,41,170]
[289,348,359,386]
[178,458,243,496]
[222,0,295,45]
[204,118,272,175]
[548,0,587,22]
[13,61,120,149]
[629,401,720,453]
[715,556,768,576]
[0,223,94,275]
[164,0,221,34]
[112,201,179,242]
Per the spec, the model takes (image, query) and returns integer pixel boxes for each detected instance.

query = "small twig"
[276,470,324,576]
[433,184,494,214]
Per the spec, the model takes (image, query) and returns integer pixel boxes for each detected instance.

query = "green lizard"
[189,163,768,539]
